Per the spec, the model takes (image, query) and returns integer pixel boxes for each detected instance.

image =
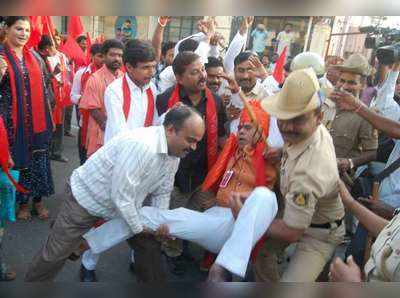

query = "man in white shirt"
[370,62,400,121]
[276,23,296,58]
[25,105,205,282]
[79,42,159,281]
[104,43,159,143]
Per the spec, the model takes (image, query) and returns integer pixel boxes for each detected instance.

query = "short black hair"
[172,51,201,76]
[125,38,150,49]
[38,35,54,51]
[4,16,29,27]
[284,23,293,28]
[76,35,87,44]
[163,104,201,131]
[123,43,156,67]
[101,39,124,55]
[162,41,176,56]
[205,56,224,70]
[234,51,257,67]
[90,43,103,55]
[178,38,199,53]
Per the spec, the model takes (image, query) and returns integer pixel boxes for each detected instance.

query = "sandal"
[0,263,16,281]
[32,202,49,220]
[17,204,32,221]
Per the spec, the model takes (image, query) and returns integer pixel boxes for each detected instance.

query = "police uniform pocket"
[380,231,400,281]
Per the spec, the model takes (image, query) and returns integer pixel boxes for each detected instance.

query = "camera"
[376,42,400,65]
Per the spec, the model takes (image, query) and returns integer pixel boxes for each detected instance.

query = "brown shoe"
[17,204,32,221]
[32,201,49,220]
[1,270,16,281]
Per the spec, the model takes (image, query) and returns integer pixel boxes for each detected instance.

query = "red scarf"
[4,45,47,135]
[168,85,218,171]
[122,75,155,127]
[80,64,98,148]
[0,117,28,193]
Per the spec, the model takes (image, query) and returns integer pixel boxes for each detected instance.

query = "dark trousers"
[77,128,87,165]
[64,105,73,134]
[25,186,165,282]
[50,124,64,157]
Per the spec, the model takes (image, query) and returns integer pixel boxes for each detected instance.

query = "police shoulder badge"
[293,193,308,207]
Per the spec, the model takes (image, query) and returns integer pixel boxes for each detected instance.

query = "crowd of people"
[0,15,400,283]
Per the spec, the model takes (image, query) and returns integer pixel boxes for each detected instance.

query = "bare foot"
[207,263,231,282]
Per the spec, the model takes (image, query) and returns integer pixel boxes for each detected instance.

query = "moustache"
[197,79,206,85]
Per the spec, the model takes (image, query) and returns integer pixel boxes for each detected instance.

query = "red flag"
[42,16,55,36]
[60,16,87,69]
[26,16,43,49]
[59,35,87,69]
[67,16,84,39]
[273,46,287,84]
[85,32,92,64]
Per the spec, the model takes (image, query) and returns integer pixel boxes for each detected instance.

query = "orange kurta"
[79,65,123,156]
[216,146,277,208]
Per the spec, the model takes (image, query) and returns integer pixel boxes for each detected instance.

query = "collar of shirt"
[125,73,152,93]
[179,86,206,106]
[98,64,123,81]
[285,125,322,160]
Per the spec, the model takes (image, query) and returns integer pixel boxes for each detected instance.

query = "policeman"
[330,181,400,282]
[254,68,345,282]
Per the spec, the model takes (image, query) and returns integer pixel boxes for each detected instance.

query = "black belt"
[310,218,343,229]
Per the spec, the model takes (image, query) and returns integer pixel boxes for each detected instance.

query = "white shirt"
[379,139,400,208]
[276,31,296,56]
[104,74,159,143]
[70,126,180,234]
[47,51,70,83]
[223,32,247,76]
[70,66,92,104]
[370,71,400,121]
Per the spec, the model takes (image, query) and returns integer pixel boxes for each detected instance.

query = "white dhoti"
[83,187,277,277]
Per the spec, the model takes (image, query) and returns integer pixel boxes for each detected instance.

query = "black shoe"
[79,264,97,282]
[129,261,135,274]
[50,154,69,163]
[64,131,75,137]
[167,255,187,276]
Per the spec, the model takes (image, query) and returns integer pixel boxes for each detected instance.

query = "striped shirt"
[70,125,180,234]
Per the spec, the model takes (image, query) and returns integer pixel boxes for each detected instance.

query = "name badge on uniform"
[219,170,234,188]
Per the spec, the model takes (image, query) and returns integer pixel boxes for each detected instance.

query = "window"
[163,17,203,42]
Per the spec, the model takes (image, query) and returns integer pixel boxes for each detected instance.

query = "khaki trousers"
[254,225,344,282]
[25,186,165,282]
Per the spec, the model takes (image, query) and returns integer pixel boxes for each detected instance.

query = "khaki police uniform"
[255,125,345,281]
[364,212,400,282]
[330,109,378,159]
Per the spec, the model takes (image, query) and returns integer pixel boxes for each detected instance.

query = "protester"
[70,43,104,165]
[250,23,270,58]
[24,105,205,282]
[38,35,71,163]
[0,16,54,221]
[276,23,296,57]
[78,39,124,157]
